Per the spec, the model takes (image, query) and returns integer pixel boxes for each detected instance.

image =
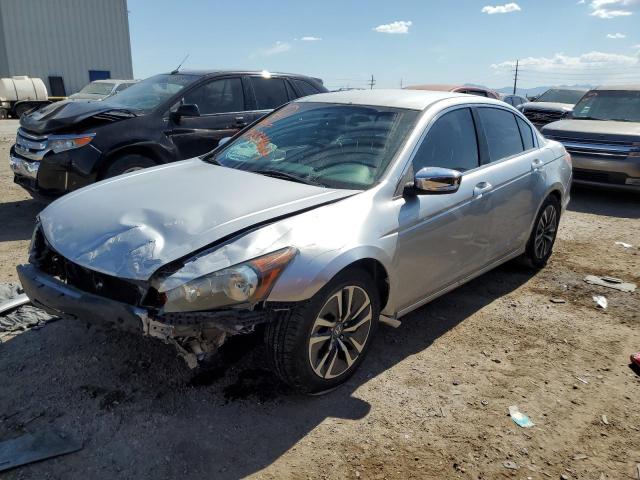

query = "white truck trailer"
[0,76,51,119]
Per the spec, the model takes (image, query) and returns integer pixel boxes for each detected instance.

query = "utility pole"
[369,75,376,90]
[400,78,403,88]
[513,59,519,95]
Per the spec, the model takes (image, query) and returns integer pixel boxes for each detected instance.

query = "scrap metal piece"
[584,275,636,293]
[0,430,82,472]
[379,315,402,328]
[0,294,30,315]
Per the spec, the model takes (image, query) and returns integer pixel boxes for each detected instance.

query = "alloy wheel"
[308,285,373,380]
[534,205,558,259]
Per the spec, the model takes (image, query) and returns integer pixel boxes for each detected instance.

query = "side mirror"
[170,103,200,123]
[406,167,462,195]
[218,137,232,147]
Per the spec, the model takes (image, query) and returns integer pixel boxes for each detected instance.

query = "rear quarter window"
[516,116,535,151]
[292,79,321,98]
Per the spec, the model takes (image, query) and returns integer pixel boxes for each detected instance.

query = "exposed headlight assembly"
[48,133,95,153]
[160,247,297,313]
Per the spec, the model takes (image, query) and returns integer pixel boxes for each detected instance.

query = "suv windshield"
[536,89,585,105]
[101,74,195,112]
[208,102,419,190]
[572,90,640,122]
[78,82,115,95]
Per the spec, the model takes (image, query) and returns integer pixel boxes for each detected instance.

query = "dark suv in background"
[518,88,587,129]
[9,70,326,199]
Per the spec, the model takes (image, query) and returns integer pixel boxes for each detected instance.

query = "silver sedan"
[18,89,571,393]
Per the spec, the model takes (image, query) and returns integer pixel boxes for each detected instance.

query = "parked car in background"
[9,70,326,200]
[18,89,571,393]
[68,79,137,101]
[518,88,587,129]
[502,94,528,108]
[404,84,501,99]
[542,85,640,192]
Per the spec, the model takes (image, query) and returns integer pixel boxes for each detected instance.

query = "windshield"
[78,82,115,95]
[208,102,419,190]
[572,90,640,122]
[535,89,585,105]
[101,74,195,112]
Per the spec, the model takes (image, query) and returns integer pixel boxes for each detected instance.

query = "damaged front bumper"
[16,264,271,367]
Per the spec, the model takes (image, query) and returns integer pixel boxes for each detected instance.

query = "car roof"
[592,84,640,91]
[169,69,322,82]
[295,88,506,111]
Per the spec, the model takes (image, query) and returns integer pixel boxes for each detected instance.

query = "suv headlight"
[48,134,95,153]
[159,247,297,313]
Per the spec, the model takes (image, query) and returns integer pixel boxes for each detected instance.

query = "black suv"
[10,70,326,199]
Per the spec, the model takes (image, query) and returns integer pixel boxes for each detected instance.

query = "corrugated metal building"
[0,0,133,96]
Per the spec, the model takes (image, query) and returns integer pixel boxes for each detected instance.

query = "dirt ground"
[0,124,639,480]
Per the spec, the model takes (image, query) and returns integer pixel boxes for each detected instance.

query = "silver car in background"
[18,90,571,393]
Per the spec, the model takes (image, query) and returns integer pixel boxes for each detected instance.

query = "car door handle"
[234,116,248,127]
[531,158,544,171]
[473,181,493,198]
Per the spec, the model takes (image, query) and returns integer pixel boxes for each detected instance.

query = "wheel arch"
[97,142,173,180]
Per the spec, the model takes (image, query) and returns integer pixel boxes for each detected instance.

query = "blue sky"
[127,0,640,91]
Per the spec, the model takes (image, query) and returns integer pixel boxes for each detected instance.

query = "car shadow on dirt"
[0,262,535,479]
[0,199,43,242]
[568,185,639,219]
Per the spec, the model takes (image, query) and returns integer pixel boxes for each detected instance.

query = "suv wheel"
[525,195,561,268]
[265,268,379,394]
[104,154,157,179]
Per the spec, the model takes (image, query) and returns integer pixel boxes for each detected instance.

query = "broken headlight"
[160,247,297,313]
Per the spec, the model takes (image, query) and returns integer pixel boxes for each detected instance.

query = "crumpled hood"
[39,159,357,280]
[20,99,129,134]
[542,119,640,141]
[521,102,574,112]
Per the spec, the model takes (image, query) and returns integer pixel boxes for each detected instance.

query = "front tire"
[524,195,561,268]
[265,268,380,394]
[103,154,157,179]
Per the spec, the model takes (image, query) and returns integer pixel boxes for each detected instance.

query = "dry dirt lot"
[0,124,639,480]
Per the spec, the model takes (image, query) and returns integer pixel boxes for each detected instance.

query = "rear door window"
[412,108,480,172]
[292,79,321,97]
[249,77,290,110]
[477,108,524,163]
[182,77,244,114]
[516,116,535,151]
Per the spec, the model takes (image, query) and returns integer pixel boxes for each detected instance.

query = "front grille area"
[522,108,566,126]
[31,226,146,306]
[573,169,628,185]
[545,135,635,161]
[15,128,49,160]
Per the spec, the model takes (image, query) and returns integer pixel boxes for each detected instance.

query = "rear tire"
[103,154,157,179]
[524,195,561,269]
[265,268,380,394]
[0,108,8,120]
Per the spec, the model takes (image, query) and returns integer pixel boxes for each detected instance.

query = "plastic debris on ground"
[0,429,82,472]
[614,241,633,248]
[508,405,535,428]
[0,283,57,342]
[584,275,636,293]
[631,352,640,376]
[593,295,608,309]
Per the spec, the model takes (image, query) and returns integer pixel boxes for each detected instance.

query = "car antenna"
[171,54,189,74]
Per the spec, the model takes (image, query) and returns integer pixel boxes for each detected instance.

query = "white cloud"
[492,51,639,74]
[588,0,637,18]
[607,32,627,38]
[300,36,322,41]
[481,3,521,14]
[373,20,412,34]
[264,41,291,56]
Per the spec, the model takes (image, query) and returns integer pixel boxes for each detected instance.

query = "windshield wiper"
[574,116,603,121]
[252,168,324,187]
